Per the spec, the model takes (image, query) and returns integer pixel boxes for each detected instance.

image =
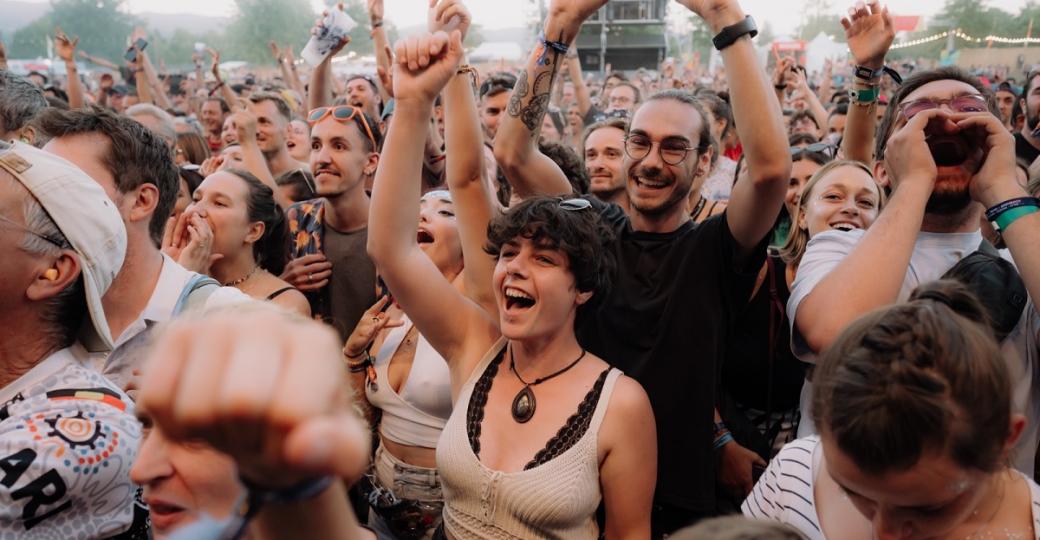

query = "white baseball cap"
[0,140,127,349]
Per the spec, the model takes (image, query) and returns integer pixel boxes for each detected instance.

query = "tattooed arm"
[492,0,607,198]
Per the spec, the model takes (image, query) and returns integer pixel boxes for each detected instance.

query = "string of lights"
[888,28,1040,50]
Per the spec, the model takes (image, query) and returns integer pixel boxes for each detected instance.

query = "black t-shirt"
[1015,132,1040,164]
[575,199,765,515]
[721,255,805,413]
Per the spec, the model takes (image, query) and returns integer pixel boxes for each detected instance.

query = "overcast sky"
[18,0,1038,36]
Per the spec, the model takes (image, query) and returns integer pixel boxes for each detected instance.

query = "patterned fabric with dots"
[0,347,143,539]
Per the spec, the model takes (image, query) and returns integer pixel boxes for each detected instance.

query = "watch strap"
[712,16,758,51]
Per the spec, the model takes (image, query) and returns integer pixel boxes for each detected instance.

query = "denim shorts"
[365,445,443,540]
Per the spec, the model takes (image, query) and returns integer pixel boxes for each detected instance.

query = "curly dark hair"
[539,141,590,195]
[484,196,615,297]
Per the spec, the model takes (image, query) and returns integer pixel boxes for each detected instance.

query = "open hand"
[842,0,894,69]
[139,306,370,487]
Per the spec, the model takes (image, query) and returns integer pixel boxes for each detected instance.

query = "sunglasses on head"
[789,142,835,158]
[898,94,989,121]
[307,106,377,150]
[479,74,517,97]
[559,198,591,211]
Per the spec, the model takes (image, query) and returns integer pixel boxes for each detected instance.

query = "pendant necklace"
[508,346,587,424]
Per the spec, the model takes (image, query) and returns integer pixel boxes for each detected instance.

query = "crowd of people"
[1,0,1040,538]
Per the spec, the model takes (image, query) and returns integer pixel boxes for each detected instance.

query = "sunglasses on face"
[790,142,835,159]
[307,106,377,150]
[898,94,989,120]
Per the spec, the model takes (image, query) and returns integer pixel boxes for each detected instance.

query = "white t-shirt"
[87,255,250,393]
[787,229,1040,476]
[0,346,143,538]
[743,436,1040,540]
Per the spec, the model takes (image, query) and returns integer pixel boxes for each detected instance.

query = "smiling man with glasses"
[789,66,1040,485]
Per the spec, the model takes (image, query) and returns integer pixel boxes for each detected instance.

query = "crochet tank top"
[436,338,622,539]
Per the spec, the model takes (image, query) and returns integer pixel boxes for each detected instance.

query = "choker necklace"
[508,346,587,424]
[224,265,260,287]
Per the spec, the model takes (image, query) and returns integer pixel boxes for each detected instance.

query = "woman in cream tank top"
[367,28,657,539]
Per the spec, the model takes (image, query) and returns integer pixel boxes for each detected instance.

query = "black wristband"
[712,16,758,51]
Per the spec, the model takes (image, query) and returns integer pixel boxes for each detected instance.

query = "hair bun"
[909,279,990,328]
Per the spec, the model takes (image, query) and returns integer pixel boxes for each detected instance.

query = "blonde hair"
[779,159,883,268]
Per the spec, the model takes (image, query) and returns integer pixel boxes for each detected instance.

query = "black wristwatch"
[712,16,758,51]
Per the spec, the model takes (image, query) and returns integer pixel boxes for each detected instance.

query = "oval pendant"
[511,385,536,423]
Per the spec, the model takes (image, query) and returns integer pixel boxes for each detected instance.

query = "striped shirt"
[742,436,1040,539]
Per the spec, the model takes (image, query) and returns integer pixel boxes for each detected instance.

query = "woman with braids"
[367,22,655,539]
[743,280,1040,539]
[166,168,310,316]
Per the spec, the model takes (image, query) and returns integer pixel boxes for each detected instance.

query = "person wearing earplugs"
[0,139,148,537]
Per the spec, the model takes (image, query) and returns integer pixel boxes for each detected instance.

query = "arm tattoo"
[507,45,562,133]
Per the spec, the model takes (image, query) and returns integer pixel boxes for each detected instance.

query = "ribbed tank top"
[365,315,452,448]
[435,338,622,539]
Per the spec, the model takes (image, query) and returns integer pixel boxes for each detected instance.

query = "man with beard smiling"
[583,118,630,213]
[283,106,382,342]
[789,66,1040,479]
[493,0,790,532]
[1015,69,1040,164]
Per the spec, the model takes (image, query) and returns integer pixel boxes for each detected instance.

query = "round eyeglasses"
[623,134,702,166]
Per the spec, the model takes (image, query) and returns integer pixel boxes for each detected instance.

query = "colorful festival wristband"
[994,205,1039,232]
[985,197,1040,222]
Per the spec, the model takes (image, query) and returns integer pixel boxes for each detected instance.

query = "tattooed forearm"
[508,48,562,134]
[507,70,530,118]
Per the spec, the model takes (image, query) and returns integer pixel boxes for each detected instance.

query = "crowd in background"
[2,0,1040,538]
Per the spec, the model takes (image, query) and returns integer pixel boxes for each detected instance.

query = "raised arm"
[208,48,242,112]
[229,110,292,208]
[683,0,791,260]
[78,50,120,70]
[369,0,394,103]
[141,52,173,110]
[435,0,500,317]
[840,1,894,164]
[54,28,84,109]
[567,52,593,118]
[790,67,828,139]
[493,0,607,198]
[368,30,496,375]
[138,306,371,540]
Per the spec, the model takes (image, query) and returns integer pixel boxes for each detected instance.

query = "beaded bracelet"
[535,32,569,66]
